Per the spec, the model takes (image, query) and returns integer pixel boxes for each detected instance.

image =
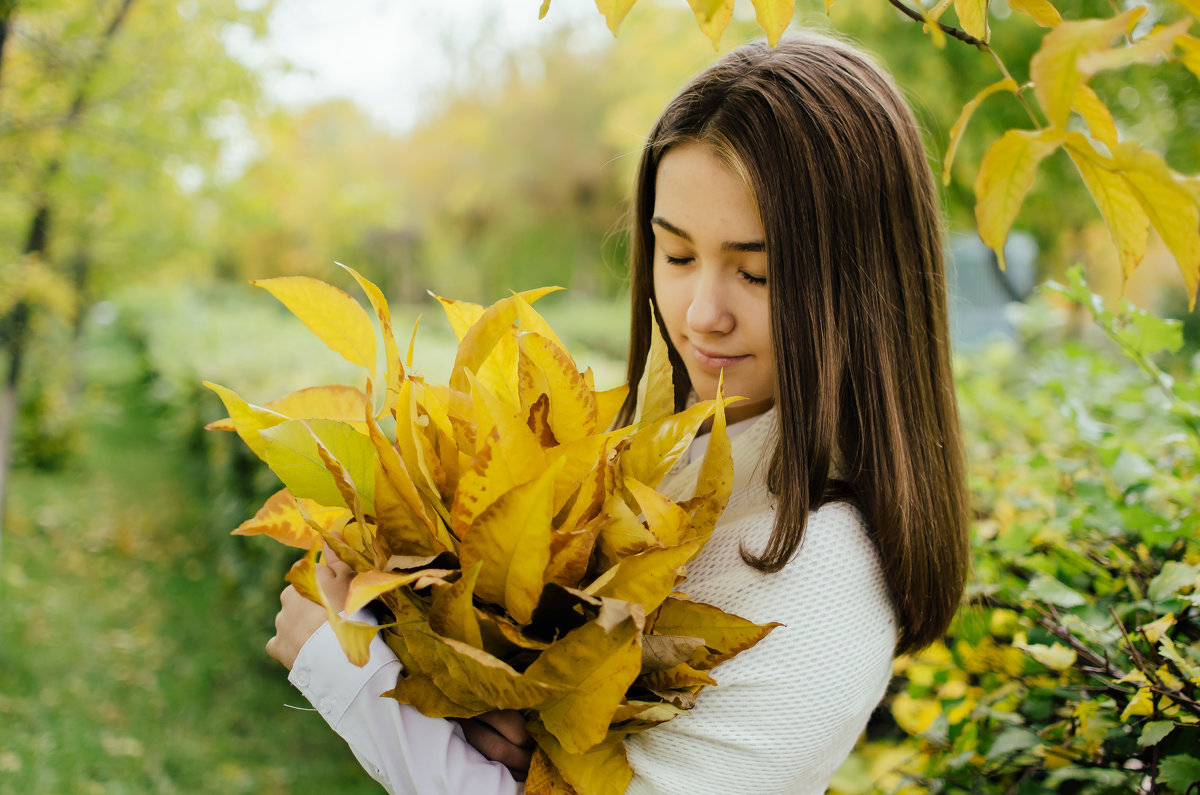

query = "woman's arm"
[268,559,523,795]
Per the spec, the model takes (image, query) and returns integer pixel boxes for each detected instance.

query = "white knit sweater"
[624,408,896,794]
[288,408,896,794]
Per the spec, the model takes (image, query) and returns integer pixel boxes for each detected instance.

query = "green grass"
[0,332,379,794]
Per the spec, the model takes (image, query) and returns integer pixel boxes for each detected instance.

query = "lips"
[690,343,749,371]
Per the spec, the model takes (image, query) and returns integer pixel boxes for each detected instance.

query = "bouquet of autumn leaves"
[205,265,778,795]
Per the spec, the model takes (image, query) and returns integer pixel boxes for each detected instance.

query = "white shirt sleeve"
[288,614,523,795]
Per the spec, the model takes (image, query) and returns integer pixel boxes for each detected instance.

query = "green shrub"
[835,269,1199,795]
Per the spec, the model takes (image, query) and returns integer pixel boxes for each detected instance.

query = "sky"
[244,0,605,132]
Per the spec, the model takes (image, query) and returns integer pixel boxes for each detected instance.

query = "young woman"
[266,31,969,794]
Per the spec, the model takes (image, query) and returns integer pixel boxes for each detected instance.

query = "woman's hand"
[455,710,534,782]
[265,549,354,670]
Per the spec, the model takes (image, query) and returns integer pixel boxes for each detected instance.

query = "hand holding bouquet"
[206,265,777,794]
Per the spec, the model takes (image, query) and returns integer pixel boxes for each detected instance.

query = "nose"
[685,270,735,336]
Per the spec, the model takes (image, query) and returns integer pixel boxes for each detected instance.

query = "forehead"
[653,143,763,237]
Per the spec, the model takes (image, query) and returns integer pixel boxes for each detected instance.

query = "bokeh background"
[1,1,1196,792]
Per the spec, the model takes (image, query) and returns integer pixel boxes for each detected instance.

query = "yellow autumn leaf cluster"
[950,3,1200,305]
[205,265,777,793]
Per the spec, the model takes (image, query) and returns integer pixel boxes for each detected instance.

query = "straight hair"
[617,33,969,656]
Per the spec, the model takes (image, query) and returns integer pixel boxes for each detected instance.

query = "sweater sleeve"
[288,616,523,795]
[624,502,897,795]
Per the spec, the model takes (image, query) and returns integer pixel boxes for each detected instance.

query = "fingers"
[456,718,532,781]
[475,709,533,749]
[322,542,351,575]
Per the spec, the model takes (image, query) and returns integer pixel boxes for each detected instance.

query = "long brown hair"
[617,33,969,655]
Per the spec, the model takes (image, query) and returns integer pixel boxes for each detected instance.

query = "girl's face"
[651,142,775,424]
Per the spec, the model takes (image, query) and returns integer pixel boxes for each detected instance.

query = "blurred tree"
[0,0,271,532]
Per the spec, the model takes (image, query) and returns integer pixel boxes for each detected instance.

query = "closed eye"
[740,270,767,286]
[665,255,693,265]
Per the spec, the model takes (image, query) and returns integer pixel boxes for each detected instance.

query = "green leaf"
[260,419,376,510]
[986,727,1040,760]
[1148,561,1200,602]
[1137,720,1175,747]
[1157,754,1200,792]
[1025,573,1087,608]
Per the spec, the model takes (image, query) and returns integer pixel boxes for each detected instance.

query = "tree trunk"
[0,0,136,554]
[0,1,15,91]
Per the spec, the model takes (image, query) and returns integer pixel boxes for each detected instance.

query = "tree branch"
[883,0,988,49]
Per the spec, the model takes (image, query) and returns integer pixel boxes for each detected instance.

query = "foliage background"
[0,0,1196,792]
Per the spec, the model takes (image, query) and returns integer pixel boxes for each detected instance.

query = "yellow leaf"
[252,276,377,373]
[207,385,372,436]
[539,0,552,20]
[594,0,637,35]
[620,399,715,488]
[1077,19,1195,76]
[1140,613,1175,645]
[1071,85,1119,152]
[892,692,941,735]
[1013,636,1077,670]
[344,569,453,616]
[394,379,449,524]
[460,462,561,625]
[203,381,287,461]
[544,516,603,588]
[1029,8,1144,129]
[1111,142,1200,305]
[396,626,561,710]
[640,659,717,690]
[233,488,329,549]
[526,747,576,795]
[594,384,629,433]
[953,0,989,42]
[974,127,1064,269]
[1065,133,1149,281]
[260,419,376,511]
[689,382,734,545]
[382,673,478,719]
[634,307,675,424]
[589,539,702,611]
[1007,0,1061,27]
[429,562,484,647]
[447,288,561,408]
[525,608,643,753]
[514,292,567,353]
[687,0,735,48]
[452,373,547,532]
[651,596,780,667]
[595,490,662,569]
[625,477,691,547]
[286,547,380,666]
[435,295,485,342]
[943,78,1018,185]
[528,721,633,795]
[752,0,795,47]
[339,263,403,417]
[555,440,611,535]
[518,332,598,442]
[1120,687,1156,721]
[365,408,442,556]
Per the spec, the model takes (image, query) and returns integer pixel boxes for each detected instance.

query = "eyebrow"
[651,216,766,253]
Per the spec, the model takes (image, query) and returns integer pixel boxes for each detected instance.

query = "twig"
[884,0,988,48]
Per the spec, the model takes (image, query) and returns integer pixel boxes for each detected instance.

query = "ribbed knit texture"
[624,409,896,795]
